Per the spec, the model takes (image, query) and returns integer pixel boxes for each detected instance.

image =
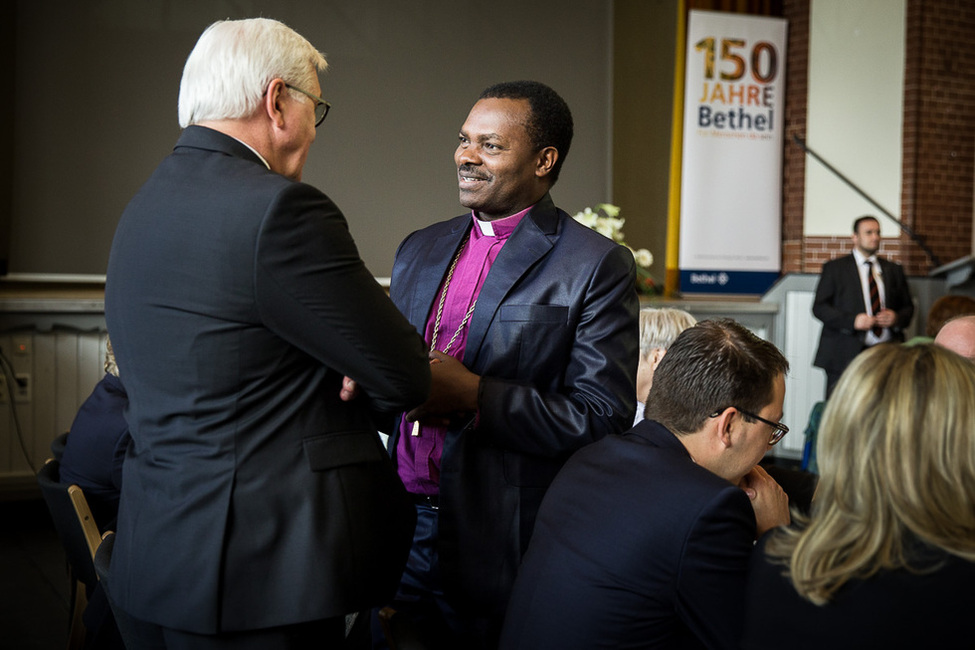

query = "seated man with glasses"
[500,318,791,650]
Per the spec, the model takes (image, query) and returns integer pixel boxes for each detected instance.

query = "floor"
[0,495,70,649]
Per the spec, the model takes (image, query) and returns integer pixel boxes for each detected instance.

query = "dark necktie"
[865,260,882,336]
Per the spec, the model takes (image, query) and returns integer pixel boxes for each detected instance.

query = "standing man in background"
[813,215,913,396]
[105,18,429,648]
[383,80,639,648]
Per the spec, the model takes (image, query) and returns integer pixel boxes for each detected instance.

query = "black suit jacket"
[388,194,639,618]
[500,420,757,650]
[813,253,913,373]
[105,126,430,633]
[743,535,975,648]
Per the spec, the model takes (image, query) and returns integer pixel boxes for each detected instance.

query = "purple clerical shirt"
[396,207,530,495]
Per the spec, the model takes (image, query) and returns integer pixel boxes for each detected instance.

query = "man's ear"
[535,146,558,179]
[264,78,288,129]
[649,348,667,372]
[713,407,737,449]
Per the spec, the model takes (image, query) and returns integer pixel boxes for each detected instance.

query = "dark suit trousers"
[113,611,344,650]
[372,504,492,650]
[825,369,845,398]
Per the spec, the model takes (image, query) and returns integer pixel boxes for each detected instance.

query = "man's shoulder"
[395,214,468,256]
[554,211,629,251]
[815,255,855,291]
[158,138,328,206]
[568,424,728,492]
[821,254,854,271]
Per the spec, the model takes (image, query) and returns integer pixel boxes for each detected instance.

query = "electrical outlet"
[14,373,30,403]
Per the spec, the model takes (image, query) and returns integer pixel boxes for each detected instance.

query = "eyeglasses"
[285,83,331,127]
[737,408,789,446]
[710,407,789,446]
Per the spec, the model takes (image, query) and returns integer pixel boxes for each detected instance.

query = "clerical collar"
[472,204,533,238]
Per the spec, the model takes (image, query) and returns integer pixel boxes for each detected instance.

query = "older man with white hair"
[105,18,429,648]
[634,307,697,425]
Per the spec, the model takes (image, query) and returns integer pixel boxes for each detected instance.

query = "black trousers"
[113,610,345,650]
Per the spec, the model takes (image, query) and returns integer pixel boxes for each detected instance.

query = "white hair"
[178,18,328,128]
[639,307,697,356]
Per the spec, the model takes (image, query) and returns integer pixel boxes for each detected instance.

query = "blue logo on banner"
[680,270,779,295]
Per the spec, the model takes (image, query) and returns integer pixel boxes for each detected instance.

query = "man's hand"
[853,313,876,331]
[406,351,480,423]
[339,376,358,402]
[875,308,897,328]
[739,465,790,538]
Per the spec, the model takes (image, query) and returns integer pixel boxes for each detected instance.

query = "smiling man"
[382,81,640,648]
[500,319,792,650]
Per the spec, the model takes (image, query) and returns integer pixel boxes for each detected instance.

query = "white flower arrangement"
[573,203,659,295]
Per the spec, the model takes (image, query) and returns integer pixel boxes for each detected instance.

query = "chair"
[50,431,69,462]
[802,400,825,474]
[36,458,106,650]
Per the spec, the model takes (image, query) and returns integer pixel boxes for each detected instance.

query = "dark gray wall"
[613,0,678,279]
[10,0,612,278]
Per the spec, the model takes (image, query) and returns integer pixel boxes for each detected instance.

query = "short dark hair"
[926,295,975,337]
[853,215,879,234]
[479,80,573,185]
[645,319,790,434]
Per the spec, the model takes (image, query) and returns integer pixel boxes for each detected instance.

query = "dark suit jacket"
[499,420,757,650]
[388,194,639,619]
[743,535,975,648]
[59,372,130,531]
[105,126,430,634]
[813,253,913,373]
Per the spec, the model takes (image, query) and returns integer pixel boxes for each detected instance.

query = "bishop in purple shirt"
[382,81,639,649]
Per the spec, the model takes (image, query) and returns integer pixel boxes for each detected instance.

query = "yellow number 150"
[695,37,778,83]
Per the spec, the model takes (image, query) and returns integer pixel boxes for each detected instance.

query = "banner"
[678,10,787,295]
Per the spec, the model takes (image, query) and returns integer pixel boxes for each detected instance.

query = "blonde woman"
[742,343,975,648]
[633,308,696,425]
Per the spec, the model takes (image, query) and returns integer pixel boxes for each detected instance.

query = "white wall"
[804,0,906,237]
[0,330,106,478]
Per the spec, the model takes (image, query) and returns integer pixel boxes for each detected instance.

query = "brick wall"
[781,0,809,273]
[802,235,908,274]
[900,0,975,275]
[781,0,975,276]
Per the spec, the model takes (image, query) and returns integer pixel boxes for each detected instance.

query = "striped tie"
[865,260,882,336]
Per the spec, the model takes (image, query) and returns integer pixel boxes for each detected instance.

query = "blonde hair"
[638,308,696,356]
[765,343,975,604]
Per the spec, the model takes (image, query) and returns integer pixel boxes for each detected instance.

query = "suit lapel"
[409,220,471,332]
[846,254,869,313]
[463,195,560,367]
